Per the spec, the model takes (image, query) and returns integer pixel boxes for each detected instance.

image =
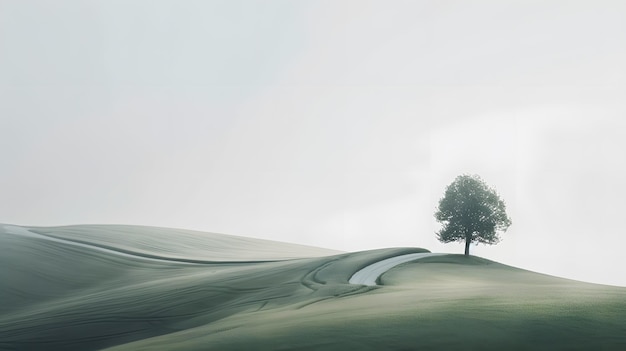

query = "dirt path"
[348,252,445,286]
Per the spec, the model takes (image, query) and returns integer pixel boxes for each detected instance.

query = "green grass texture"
[1,224,624,350]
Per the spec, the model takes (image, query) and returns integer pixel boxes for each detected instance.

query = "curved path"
[4,224,444,287]
[349,252,446,286]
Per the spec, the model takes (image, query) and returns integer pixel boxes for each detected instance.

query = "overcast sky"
[1,1,625,286]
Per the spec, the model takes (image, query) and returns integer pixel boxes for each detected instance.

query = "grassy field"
[1,225,624,350]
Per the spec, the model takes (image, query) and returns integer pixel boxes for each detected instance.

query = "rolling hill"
[1,224,624,350]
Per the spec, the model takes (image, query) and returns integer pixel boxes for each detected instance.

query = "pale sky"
[1,1,625,286]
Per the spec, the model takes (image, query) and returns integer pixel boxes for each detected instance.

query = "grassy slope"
[1,225,625,350]
[0,225,422,350]
[107,256,626,351]
[27,224,342,261]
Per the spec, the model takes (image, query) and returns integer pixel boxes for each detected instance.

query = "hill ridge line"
[2,225,278,265]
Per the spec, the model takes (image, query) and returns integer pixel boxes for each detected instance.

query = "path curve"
[349,252,446,286]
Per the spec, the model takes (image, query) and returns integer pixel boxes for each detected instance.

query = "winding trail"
[349,252,446,286]
[4,224,444,287]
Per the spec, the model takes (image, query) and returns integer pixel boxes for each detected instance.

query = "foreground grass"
[107,255,625,351]
[1,225,625,350]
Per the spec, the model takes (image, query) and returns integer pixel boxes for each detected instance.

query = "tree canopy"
[435,174,512,255]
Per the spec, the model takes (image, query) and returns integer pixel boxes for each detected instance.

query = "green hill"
[1,225,624,350]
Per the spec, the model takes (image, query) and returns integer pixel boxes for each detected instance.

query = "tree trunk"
[464,236,471,256]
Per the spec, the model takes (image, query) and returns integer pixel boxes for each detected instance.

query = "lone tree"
[435,174,511,256]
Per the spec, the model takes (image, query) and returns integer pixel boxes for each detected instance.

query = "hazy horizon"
[1,1,625,286]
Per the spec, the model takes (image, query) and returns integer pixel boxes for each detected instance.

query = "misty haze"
[1,1,625,350]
